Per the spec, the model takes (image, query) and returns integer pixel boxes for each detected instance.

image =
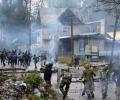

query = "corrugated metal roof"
[59,32,102,39]
[59,32,114,41]
[59,32,120,44]
[107,32,120,40]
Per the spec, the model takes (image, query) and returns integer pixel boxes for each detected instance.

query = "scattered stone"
[34,88,42,96]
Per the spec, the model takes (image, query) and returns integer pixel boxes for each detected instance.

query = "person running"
[33,54,38,69]
[59,69,72,100]
[7,51,11,65]
[18,51,21,65]
[73,57,79,69]
[0,51,6,66]
[81,64,96,99]
[27,52,31,66]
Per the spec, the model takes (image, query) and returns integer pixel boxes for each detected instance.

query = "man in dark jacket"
[33,54,38,69]
[0,51,6,66]
[74,57,79,69]
[44,63,53,96]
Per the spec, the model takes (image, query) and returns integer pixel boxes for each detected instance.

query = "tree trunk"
[110,10,119,69]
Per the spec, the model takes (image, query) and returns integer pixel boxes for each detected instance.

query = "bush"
[25,73,43,90]
[33,95,47,100]
[58,57,72,66]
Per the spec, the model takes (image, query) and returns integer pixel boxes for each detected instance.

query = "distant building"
[107,31,120,40]
[59,33,120,61]
[31,8,120,60]
[58,8,120,61]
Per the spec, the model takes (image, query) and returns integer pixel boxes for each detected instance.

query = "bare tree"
[94,0,120,68]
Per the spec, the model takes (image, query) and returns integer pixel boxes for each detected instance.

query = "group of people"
[43,62,120,100]
[81,64,96,99]
[0,49,39,68]
[1,49,120,100]
[81,63,120,100]
[79,63,120,100]
[43,62,95,100]
[43,62,72,100]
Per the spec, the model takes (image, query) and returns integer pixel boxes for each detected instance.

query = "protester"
[73,57,79,69]
[27,52,31,66]
[43,63,53,97]
[0,49,33,68]
[33,54,38,69]
[0,51,6,66]
[18,51,22,66]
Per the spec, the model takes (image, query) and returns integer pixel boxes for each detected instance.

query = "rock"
[34,88,42,96]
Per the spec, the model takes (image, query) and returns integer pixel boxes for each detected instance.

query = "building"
[31,8,120,61]
[58,8,120,62]
[59,32,120,61]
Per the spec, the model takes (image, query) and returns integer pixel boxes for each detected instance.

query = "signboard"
[92,46,98,53]
[79,39,84,52]
[85,45,92,54]
[91,55,98,62]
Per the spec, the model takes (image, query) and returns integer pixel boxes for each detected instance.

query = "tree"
[0,0,45,49]
[94,0,120,68]
[0,0,29,32]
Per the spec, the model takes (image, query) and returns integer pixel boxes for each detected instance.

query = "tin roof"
[59,32,113,41]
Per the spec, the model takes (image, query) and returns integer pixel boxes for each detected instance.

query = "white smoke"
[47,21,60,63]
[49,34,59,63]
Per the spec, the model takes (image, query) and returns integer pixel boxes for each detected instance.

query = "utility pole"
[66,16,74,66]
[70,17,74,66]
[58,9,82,67]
